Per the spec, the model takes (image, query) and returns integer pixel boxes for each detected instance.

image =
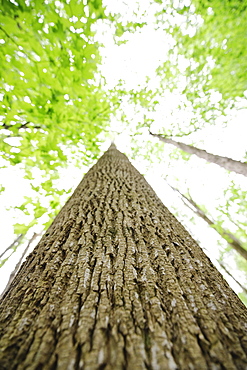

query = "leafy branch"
[0,26,38,65]
[1,122,41,132]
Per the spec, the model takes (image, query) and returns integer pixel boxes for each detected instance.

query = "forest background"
[0,0,247,302]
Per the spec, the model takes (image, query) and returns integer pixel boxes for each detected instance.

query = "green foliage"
[0,0,111,174]
[0,0,114,244]
[238,292,247,306]
[169,147,191,162]
[179,0,247,99]
[218,182,247,243]
[14,220,36,235]
[153,0,247,132]
[0,258,8,268]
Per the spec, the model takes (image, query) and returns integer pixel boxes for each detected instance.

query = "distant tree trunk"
[172,186,247,262]
[0,232,41,299]
[218,261,247,295]
[1,143,247,369]
[150,132,247,177]
[0,234,23,260]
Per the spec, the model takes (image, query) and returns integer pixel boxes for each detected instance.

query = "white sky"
[0,0,247,295]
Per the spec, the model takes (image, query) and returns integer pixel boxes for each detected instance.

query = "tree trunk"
[172,186,247,262]
[0,234,23,260]
[150,132,247,177]
[1,143,247,370]
[0,232,41,299]
[218,261,247,296]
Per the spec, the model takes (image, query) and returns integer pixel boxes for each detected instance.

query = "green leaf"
[14,223,29,235]
[34,205,47,219]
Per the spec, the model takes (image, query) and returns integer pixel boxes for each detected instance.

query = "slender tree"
[1,144,247,369]
[150,132,247,177]
[172,186,247,262]
[0,234,23,260]
[218,261,247,296]
[0,232,42,299]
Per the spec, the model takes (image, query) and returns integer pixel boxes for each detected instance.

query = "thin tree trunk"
[0,234,23,260]
[218,261,247,295]
[0,232,41,299]
[150,132,247,177]
[1,143,247,369]
[172,186,247,261]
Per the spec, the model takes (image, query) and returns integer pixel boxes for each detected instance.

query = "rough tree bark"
[150,132,247,177]
[1,144,247,370]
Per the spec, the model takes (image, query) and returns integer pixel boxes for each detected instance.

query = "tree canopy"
[0,0,247,302]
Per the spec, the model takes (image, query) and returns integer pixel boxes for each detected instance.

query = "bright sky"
[0,0,247,296]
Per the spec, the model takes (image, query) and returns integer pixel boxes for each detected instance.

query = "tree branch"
[1,121,41,133]
[0,234,23,260]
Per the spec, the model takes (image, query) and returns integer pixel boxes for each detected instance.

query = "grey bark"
[1,143,247,369]
[150,132,247,177]
[172,186,247,262]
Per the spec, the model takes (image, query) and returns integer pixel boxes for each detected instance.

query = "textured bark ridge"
[1,144,247,370]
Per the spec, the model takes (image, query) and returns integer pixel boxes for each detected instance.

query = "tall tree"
[150,132,247,177]
[1,144,247,369]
